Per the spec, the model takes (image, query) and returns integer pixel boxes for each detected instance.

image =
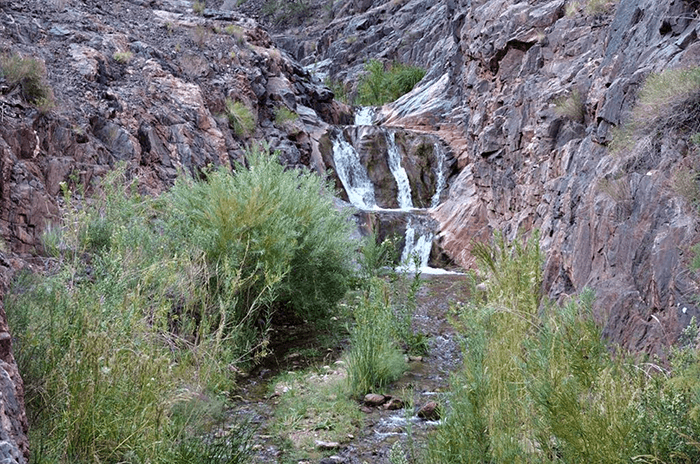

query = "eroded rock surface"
[263,0,700,355]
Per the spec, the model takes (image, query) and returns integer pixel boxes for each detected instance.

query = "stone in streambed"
[363,393,388,406]
[416,401,440,421]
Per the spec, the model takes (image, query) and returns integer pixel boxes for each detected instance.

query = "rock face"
[265,0,700,355]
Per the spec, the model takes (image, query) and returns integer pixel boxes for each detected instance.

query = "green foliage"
[164,143,356,329]
[345,278,407,398]
[273,106,299,126]
[554,89,585,123]
[0,53,55,110]
[112,51,133,64]
[9,146,356,462]
[356,59,426,106]
[613,67,700,152]
[262,0,311,26]
[428,232,700,464]
[193,0,205,14]
[324,77,350,104]
[225,98,255,138]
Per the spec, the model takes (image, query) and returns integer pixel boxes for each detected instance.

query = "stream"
[232,107,465,463]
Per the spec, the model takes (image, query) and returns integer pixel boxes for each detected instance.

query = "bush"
[613,67,700,152]
[0,53,55,110]
[345,278,406,398]
[225,98,255,138]
[428,232,700,464]
[273,106,298,127]
[112,51,133,64]
[554,89,585,123]
[356,59,426,106]
[8,146,356,462]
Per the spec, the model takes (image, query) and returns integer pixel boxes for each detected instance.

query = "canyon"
[1,0,700,460]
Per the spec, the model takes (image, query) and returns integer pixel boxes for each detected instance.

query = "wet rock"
[416,401,440,421]
[383,397,405,410]
[363,393,388,407]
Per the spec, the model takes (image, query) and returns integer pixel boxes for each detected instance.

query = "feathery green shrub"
[428,231,700,464]
[356,59,426,106]
[8,145,356,462]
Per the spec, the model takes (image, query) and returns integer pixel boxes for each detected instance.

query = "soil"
[232,273,470,463]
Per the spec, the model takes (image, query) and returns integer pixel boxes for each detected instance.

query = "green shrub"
[324,77,349,104]
[9,147,356,462]
[193,0,205,14]
[357,59,426,106]
[113,51,133,64]
[428,232,700,464]
[273,106,299,126]
[0,53,55,109]
[345,278,406,398]
[163,143,356,331]
[225,98,255,137]
[554,89,585,123]
[613,67,700,152]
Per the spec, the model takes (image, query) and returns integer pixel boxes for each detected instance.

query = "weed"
[429,231,700,463]
[225,98,255,137]
[274,106,299,127]
[113,51,133,64]
[613,67,700,152]
[191,25,211,48]
[357,59,426,106]
[9,146,357,461]
[671,167,700,206]
[554,89,585,123]
[346,278,406,398]
[262,0,311,26]
[324,77,350,104]
[0,53,55,108]
[193,0,206,15]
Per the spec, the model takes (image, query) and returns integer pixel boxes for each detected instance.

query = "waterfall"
[431,142,447,208]
[330,110,453,271]
[354,107,375,126]
[385,131,413,210]
[331,132,377,209]
[400,218,433,270]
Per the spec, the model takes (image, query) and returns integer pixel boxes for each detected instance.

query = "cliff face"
[273,0,700,355]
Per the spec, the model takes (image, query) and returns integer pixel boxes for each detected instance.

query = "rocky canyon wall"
[269,0,700,354]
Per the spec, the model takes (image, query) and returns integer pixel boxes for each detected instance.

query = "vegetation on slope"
[356,59,426,106]
[7,145,356,463]
[427,232,700,464]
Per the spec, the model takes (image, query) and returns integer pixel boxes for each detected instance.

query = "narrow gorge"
[1,0,700,462]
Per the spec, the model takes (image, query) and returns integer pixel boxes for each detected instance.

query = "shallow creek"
[232,274,469,463]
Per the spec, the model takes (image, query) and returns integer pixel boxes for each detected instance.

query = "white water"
[400,218,434,270]
[354,107,375,126]
[331,133,377,209]
[385,131,414,210]
[431,142,447,208]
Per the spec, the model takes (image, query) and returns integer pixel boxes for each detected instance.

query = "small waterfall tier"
[321,116,455,271]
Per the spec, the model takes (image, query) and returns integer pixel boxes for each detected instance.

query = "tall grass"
[8,145,356,462]
[345,278,406,398]
[357,59,426,106]
[428,232,700,464]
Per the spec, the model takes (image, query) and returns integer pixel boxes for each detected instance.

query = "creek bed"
[229,273,469,463]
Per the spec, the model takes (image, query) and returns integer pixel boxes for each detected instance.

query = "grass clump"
[274,106,299,127]
[262,0,311,26]
[554,89,585,123]
[225,98,256,138]
[193,0,205,14]
[9,145,356,462]
[356,59,426,106]
[0,53,55,111]
[345,278,407,398]
[112,51,133,64]
[427,231,700,464]
[613,67,700,152]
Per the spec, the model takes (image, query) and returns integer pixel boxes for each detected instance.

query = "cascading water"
[354,107,376,126]
[331,109,449,271]
[385,131,413,210]
[331,131,377,210]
